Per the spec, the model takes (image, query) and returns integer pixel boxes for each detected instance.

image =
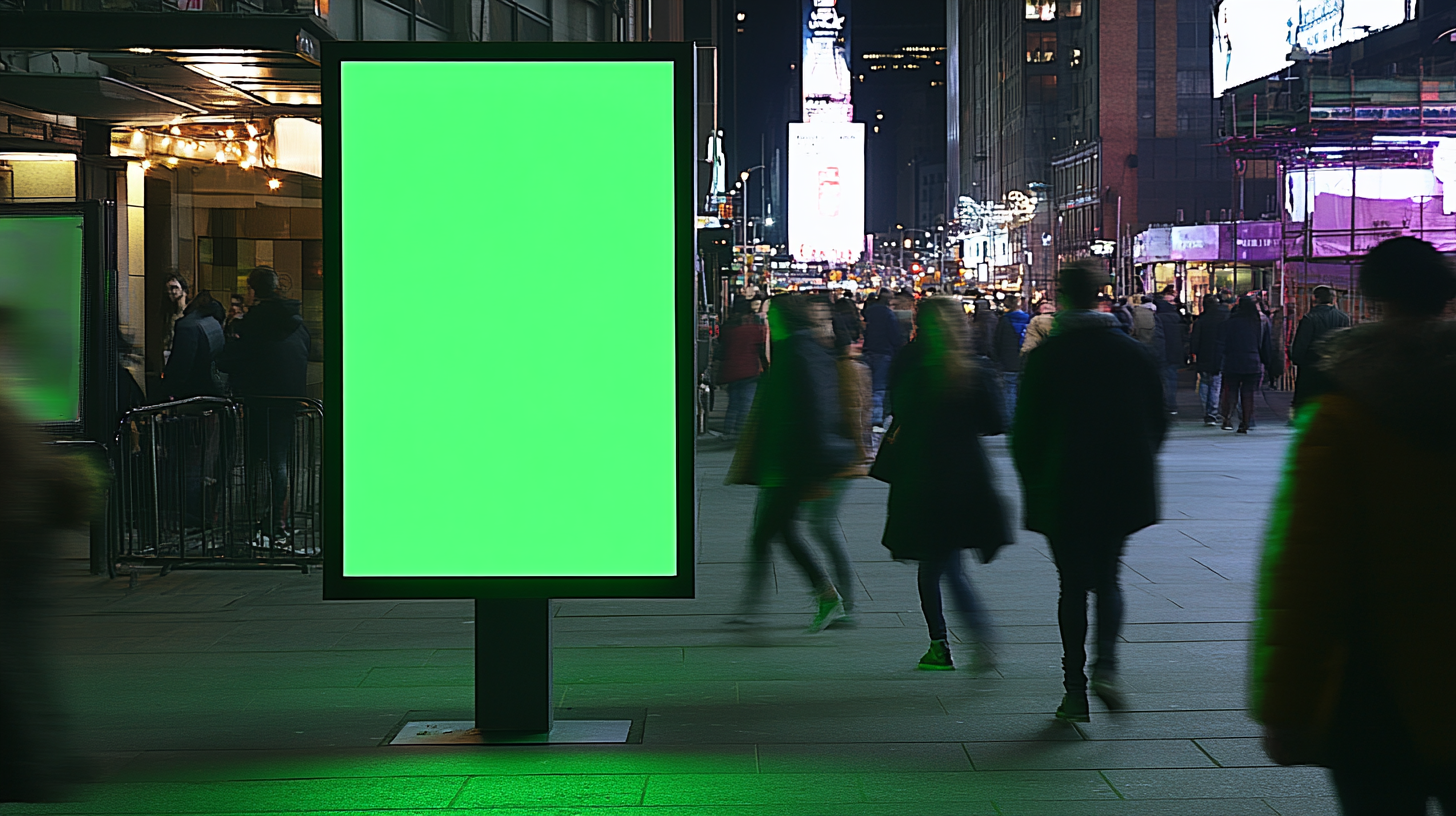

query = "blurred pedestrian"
[1110,296,1134,335]
[1215,296,1274,433]
[861,289,905,432]
[970,297,999,358]
[830,295,863,350]
[1189,293,1230,426]
[1131,294,1157,345]
[725,294,853,632]
[1012,263,1167,722]
[1288,285,1351,414]
[217,266,309,546]
[989,294,1030,426]
[162,290,226,401]
[1019,300,1056,358]
[871,297,1008,671]
[0,306,101,803]
[715,297,768,440]
[1252,236,1456,814]
[1152,285,1185,414]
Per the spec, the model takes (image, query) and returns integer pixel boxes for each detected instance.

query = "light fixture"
[170,126,181,136]
[246,123,259,137]
[140,160,152,171]
[127,47,154,54]
[736,11,745,20]
[214,150,227,163]
[267,178,281,190]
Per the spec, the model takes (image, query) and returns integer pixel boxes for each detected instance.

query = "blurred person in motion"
[1189,293,1230,426]
[861,289,905,433]
[970,294,999,358]
[725,294,853,632]
[1110,296,1135,335]
[217,267,309,546]
[714,297,768,441]
[1151,285,1186,414]
[162,290,226,401]
[1288,284,1351,414]
[1215,296,1274,433]
[1019,299,1056,359]
[830,295,863,350]
[1131,293,1158,346]
[1013,263,1167,722]
[893,290,915,347]
[1252,236,1456,814]
[989,294,1030,426]
[0,306,101,803]
[872,297,1008,672]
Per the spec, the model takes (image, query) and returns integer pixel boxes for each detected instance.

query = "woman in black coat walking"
[873,297,1008,672]
[1216,296,1275,433]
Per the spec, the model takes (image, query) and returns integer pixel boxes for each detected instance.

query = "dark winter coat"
[874,341,1009,562]
[1252,318,1456,767]
[1189,302,1231,374]
[831,308,862,349]
[725,330,853,490]
[216,298,310,398]
[990,309,1031,372]
[861,302,904,356]
[1216,314,1273,376]
[1289,304,1351,408]
[1152,299,1186,365]
[1012,311,1167,541]
[971,307,999,358]
[163,310,225,400]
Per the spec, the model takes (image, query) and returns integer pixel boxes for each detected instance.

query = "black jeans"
[743,486,832,609]
[1048,535,1126,693]
[916,550,990,644]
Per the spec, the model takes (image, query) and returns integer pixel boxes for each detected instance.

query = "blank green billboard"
[326,45,695,599]
[0,213,84,424]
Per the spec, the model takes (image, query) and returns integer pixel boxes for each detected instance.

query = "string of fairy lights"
[117,120,284,190]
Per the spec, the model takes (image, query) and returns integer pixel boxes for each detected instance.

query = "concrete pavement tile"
[643,712,1085,745]
[642,772,863,806]
[360,665,472,687]
[859,769,1119,801]
[331,631,474,651]
[1103,766,1335,798]
[963,738,1216,771]
[8,776,469,813]
[1075,710,1262,740]
[994,798,1278,814]
[558,681,738,707]
[1262,796,1342,815]
[756,742,974,773]
[453,774,647,807]
[1194,738,1279,767]
[1118,622,1251,642]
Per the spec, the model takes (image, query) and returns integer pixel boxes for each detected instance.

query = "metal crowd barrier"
[109,396,323,576]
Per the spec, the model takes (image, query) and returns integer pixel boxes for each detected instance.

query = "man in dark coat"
[1189,293,1230,426]
[217,267,310,544]
[162,293,226,401]
[861,290,904,431]
[1151,285,1186,414]
[1012,263,1167,723]
[1288,285,1351,414]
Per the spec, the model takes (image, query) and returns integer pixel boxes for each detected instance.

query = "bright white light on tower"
[789,121,864,265]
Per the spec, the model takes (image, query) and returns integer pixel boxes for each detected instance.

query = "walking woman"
[715,297,768,440]
[726,294,853,632]
[1216,295,1274,432]
[872,297,1008,671]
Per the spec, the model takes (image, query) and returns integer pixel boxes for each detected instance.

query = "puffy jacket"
[1132,303,1157,345]
[1252,318,1456,767]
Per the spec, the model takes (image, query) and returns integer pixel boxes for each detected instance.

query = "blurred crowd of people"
[710,236,1455,815]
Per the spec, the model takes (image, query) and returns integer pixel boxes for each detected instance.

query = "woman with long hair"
[873,297,1008,671]
[1216,295,1274,432]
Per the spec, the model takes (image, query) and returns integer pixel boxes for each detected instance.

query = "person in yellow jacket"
[1252,237,1456,815]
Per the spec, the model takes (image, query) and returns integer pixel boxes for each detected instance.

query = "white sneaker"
[871,425,887,434]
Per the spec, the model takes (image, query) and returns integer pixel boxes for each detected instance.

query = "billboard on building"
[326,43,696,600]
[789,122,865,265]
[803,0,852,122]
[1213,0,1414,97]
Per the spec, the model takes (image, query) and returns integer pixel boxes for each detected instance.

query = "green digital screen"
[0,214,84,424]
[338,58,682,582]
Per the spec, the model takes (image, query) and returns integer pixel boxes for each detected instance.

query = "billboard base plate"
[389,719,632,745]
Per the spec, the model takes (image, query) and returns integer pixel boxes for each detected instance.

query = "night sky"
[729,0,945,240]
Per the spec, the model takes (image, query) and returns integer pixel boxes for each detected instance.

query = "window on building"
[1069,48,1083,69]
[1063,0,1082,16]
[1025,2,1055,21]
[1026,32,1057,63]
[1032,74,1057,104]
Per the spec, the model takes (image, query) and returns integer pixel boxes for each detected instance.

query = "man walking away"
[1013,262,1167,723]
[1152,285,1185,414]
[1189,293,1230,426]
[1131,294,1158,346]
[1288,285,1351,415]
[217,266,310,547]
[989,294,1030,426]
[861,290,904,432]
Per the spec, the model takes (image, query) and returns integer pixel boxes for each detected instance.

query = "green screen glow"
[0,214,83,424]
[341,60,678,578]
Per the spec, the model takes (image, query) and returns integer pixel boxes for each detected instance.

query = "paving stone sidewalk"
[1,382,1348,816]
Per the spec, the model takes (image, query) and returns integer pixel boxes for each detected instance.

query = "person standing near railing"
[217,266,309,547]
[162,291,226,402]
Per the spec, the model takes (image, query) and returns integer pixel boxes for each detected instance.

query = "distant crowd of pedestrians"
[712,236,1456,815]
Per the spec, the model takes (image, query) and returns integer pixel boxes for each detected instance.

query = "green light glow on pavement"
[0,214,83,423]
[339,60,678,579]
